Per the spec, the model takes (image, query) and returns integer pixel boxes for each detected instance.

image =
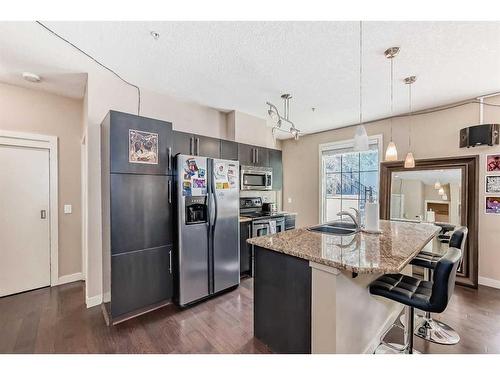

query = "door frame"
[0,130,59,286]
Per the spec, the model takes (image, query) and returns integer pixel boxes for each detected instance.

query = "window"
[320,135,382,223]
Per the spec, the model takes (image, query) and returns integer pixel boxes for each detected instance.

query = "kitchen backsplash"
[240,190,282,211]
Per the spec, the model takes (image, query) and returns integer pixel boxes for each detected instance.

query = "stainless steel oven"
[252,217,285,237]
[240,166,272,191]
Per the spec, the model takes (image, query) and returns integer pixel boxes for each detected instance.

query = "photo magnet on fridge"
[193,178,206,188]
[182,181,192,196]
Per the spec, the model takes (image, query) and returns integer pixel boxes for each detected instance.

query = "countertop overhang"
[247,220,441,274]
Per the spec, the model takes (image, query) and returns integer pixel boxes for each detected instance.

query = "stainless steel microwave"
[240,166,273,191]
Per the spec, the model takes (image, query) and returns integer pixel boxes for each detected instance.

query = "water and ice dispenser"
[185,196,208,225]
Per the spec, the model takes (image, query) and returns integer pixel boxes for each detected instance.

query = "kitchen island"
[247,220,440,354]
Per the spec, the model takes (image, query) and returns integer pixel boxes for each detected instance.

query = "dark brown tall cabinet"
[101,111,175,324]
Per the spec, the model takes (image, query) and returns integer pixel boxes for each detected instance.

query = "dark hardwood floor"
[1,278,499,354]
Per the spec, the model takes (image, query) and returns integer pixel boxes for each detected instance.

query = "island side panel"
[253,246,312,354]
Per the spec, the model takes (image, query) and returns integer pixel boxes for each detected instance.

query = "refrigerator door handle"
[168,180,172,203]
[169,249,172,274]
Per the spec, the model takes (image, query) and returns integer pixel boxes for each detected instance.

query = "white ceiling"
[394,169,462,185]
[1,21,500,136]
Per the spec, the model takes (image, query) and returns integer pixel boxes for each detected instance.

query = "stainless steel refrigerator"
[175,155,240,306]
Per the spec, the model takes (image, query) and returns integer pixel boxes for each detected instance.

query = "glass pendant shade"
[385,141,398,161]
[438,187,445,196]
[354,125,369,151]
[404,152,415,168]
[434,181,441,190]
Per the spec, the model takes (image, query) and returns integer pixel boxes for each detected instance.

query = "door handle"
[41,210,47,219]
[189,137,193,155]
[168,147,172,170]
[169,250,172,274]
[195,138,200,156]
[168,180,172,203]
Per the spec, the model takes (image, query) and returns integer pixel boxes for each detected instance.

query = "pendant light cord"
[35,21,141,116]
[408,81,412,149]
[390,56,394,142]
[359,21,363,127]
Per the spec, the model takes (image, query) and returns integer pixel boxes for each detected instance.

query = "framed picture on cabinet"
[486,175,500,194]
[486,154,500,172]
[128,129,159,164]
[485,196,500,214]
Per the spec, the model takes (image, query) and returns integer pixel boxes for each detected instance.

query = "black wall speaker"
[460,124,499,148]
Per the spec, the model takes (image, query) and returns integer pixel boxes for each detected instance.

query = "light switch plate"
[287,197,292,204]
[64,204,72,214]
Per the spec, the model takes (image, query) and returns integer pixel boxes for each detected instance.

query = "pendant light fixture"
[384,46,400,161]
[266,94,301,141]
[353,21,369,152]
[404,75,417,168]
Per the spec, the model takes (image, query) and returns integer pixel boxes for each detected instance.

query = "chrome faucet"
[337,208,361,229]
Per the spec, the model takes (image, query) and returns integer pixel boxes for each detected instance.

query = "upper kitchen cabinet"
[269,149,282,190]
[172,131,221,158]
[220,139,239,161]
[238,143,269,167]
[105,110,174,175]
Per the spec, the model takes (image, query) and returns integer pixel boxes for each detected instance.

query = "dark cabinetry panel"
[173,131,193,156]
[269,149,282,190]
[110,174,173,255]
[111,245,173,317]
[240,221,252,276]
[172,131,221,158]
[285,215,296,231]
[238,144,270,167]
[220,139,239,161]
[254,247,311,353]
[109,111,173,175]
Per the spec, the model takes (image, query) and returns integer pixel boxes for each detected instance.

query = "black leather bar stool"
[370,247,462,354]
[409,226,468,345]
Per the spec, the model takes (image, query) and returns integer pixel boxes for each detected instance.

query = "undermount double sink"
[308,221,359,235]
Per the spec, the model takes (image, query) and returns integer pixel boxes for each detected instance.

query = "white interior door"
[0,144,51,297]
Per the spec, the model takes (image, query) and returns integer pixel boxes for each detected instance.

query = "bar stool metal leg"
[375,306,420,354]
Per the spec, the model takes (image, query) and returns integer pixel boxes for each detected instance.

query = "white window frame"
[318,134,383,223]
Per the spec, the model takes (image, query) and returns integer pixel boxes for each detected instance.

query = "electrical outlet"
[287,197,292,204]
[64,204,72,214]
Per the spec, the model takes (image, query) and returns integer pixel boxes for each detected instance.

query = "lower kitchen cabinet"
[109,245,173,319]
[240,221,252,277]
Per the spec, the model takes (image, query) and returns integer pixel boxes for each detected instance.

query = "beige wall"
[282,95,500,283]
[0,82,84,277]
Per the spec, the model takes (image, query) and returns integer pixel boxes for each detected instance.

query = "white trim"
[0,130,59,287]
[81,132,88,282]
[318,134,383,224]
[479,276,500,289]
[56,272,83,286]
[86,294,103,308]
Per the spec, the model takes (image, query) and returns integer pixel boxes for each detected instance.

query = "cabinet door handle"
[189,137,193,155]
[196,137,200,156]
[252,148,255,164]
[168,180,172,203]
[256,148,259,164]
[168,147,172,170]
[169,250,172,274]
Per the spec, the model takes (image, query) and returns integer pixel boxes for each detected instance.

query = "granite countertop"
[239,212,297,223]
[239,217,253,223]
[247,220,441,274]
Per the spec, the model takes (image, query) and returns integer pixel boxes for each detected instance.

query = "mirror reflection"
[390,169,462,225]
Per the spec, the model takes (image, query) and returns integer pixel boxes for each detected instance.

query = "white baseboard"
[56,272,83,286]
[363,305,405,354]
[86,294,102,308]
[479,276,500,289]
